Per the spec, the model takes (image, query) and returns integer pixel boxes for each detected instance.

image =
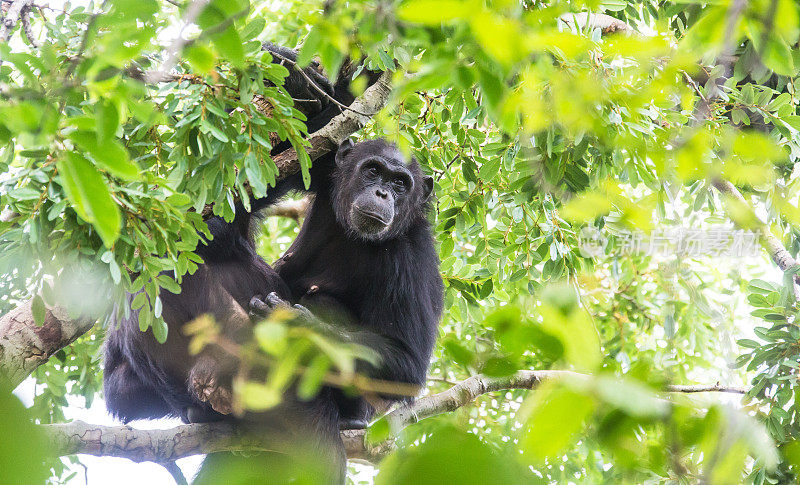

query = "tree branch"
[0,0,33,42]
[712,179,800,282]
[200,69,394,219]
[19,3,37,47]
[0,299,95,388]
[558,12,631,34]
[41,370,745,464]
[262,195,312,220]
[269,50,372,116]
[143,0,211,84]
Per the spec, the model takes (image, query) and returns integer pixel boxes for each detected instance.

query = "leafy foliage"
[2,0,800,483]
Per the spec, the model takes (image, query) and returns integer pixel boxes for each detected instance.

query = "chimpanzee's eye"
[363,163,380,177]
[393,178,408,192]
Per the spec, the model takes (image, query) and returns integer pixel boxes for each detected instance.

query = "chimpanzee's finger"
[292,303,315,319]
[266,292,289,308]
[249,295,271,315]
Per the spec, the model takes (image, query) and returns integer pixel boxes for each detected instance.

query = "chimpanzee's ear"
[422,175,434,200]
[335,138,355,167]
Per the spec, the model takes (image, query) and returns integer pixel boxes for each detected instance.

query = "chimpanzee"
[248,138,444,474]
[196,139,444,484]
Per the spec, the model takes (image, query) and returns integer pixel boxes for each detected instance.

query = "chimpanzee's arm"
[249,293,434,395]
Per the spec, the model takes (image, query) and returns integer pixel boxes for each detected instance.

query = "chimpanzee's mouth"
[354,207,390,226]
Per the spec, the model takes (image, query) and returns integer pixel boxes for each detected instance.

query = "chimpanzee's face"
[333,140,433,242]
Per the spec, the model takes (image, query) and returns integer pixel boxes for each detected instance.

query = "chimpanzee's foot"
[190,370,232,415]
[339,418,369,430]
[185,405,224,423]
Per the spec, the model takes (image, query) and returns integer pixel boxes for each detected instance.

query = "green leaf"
[376,425,527,483]
[185,44,216,74]
[157,274,182,294]
[240,17,265,41]
[57,152,122,247]
[397,0,474,25]
[244,151,267,197]
[297,354,330,400]
[0,387,49,483]
[213,26,245,69]
[200,119,229,142]
[594,376,669,417]
[131,292,147,310]
[762,36,795,76]
[96,100,119,141]
[540,303,601,371]
[240,382,281,411]
[31,295,46,326]
[69,131,139,180]
[8,187,41,201]
[151,317,168,344]
[521,384,595,461]
[601,0,627,12]
[478,157,501,181]
[166,193,192,207]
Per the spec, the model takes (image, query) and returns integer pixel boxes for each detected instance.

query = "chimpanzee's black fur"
[270,139,442,427]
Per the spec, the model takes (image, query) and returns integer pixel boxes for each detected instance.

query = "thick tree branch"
[558,12,631,34]
[0,299,95,388]
[679,0,799,286]
[42,370,745,463]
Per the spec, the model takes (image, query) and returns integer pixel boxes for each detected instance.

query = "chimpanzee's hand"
[249,292,313,320]
[248,292,295,321]
[249,292,346,340]
[249,292,281,321]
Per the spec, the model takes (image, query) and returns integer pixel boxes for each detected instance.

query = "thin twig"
[142,6,248,83]
[144,0,210,83]
[19,4,37,47]
[665,383,747,394]
[269,50,371,117]
[161,461,188,485]
[63,1,107,81]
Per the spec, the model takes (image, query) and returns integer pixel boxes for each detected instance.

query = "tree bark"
[0,300,95,388]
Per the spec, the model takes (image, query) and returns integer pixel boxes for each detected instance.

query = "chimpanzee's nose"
[376,188,388,199]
